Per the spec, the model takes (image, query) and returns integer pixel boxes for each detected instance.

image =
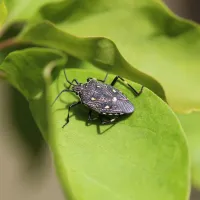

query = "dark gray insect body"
[52,71,143,128]
[73,79,134,115]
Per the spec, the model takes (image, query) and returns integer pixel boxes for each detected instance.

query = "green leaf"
[34,0,200,113]
[0,22,25,42]
[0,47,66,170]
[51,70,189,200]
[0,47,66,99]
[4,0,59,24]
[0,1,7,27]
[10,87,46,168]
[0,47,67,136]
[178,112,200,189]
[0,48,189,200]
[18,21,166,101]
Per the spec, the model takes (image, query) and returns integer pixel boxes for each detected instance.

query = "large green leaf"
[0,1,7,27]
[4,0,59,24]
[178,112,200,189]
[0,48,66,98]
[18,21,166,101]
[32,0,200,113]
[0,48,190,200]
[0,47,67,136]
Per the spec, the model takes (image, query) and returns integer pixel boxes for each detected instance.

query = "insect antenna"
[51,89,74,106]
[64,68,76,86]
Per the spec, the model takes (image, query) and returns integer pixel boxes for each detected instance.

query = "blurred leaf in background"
[178,112,200,189]
[10,87,46,170]
[3,0,59,24]
[0,0,7,27]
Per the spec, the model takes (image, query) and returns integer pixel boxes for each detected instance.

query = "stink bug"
[52,70,144,128]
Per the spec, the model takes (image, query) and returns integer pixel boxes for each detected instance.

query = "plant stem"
[0,38,18,50]
[0,70,7,80]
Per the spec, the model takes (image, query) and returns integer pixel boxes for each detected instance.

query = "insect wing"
[81,80,134,114]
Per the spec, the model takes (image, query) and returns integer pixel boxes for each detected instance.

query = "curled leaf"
[19,21,166,101]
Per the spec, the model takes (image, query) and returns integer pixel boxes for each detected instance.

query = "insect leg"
[88,110,98,121]
[65,79,79,89]
[110,76,143,97]
[62,101,81,128]
[70,79,79,85]
[101,73,108,83]
[87,73,108,83]
[51,89,74,106]
[99,115,119,125]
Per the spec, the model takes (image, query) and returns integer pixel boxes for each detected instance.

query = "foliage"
[0,0,7,27]
[1,0,200,200]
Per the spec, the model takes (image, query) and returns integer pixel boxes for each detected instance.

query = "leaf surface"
[4,0,59,24]
[178,112,200,189]
[0,1,7,27]
[0,48,190,200]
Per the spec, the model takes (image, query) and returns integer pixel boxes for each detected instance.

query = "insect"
[52,70,144,128]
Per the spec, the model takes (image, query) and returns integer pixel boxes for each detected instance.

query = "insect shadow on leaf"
[52,68,144,133]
